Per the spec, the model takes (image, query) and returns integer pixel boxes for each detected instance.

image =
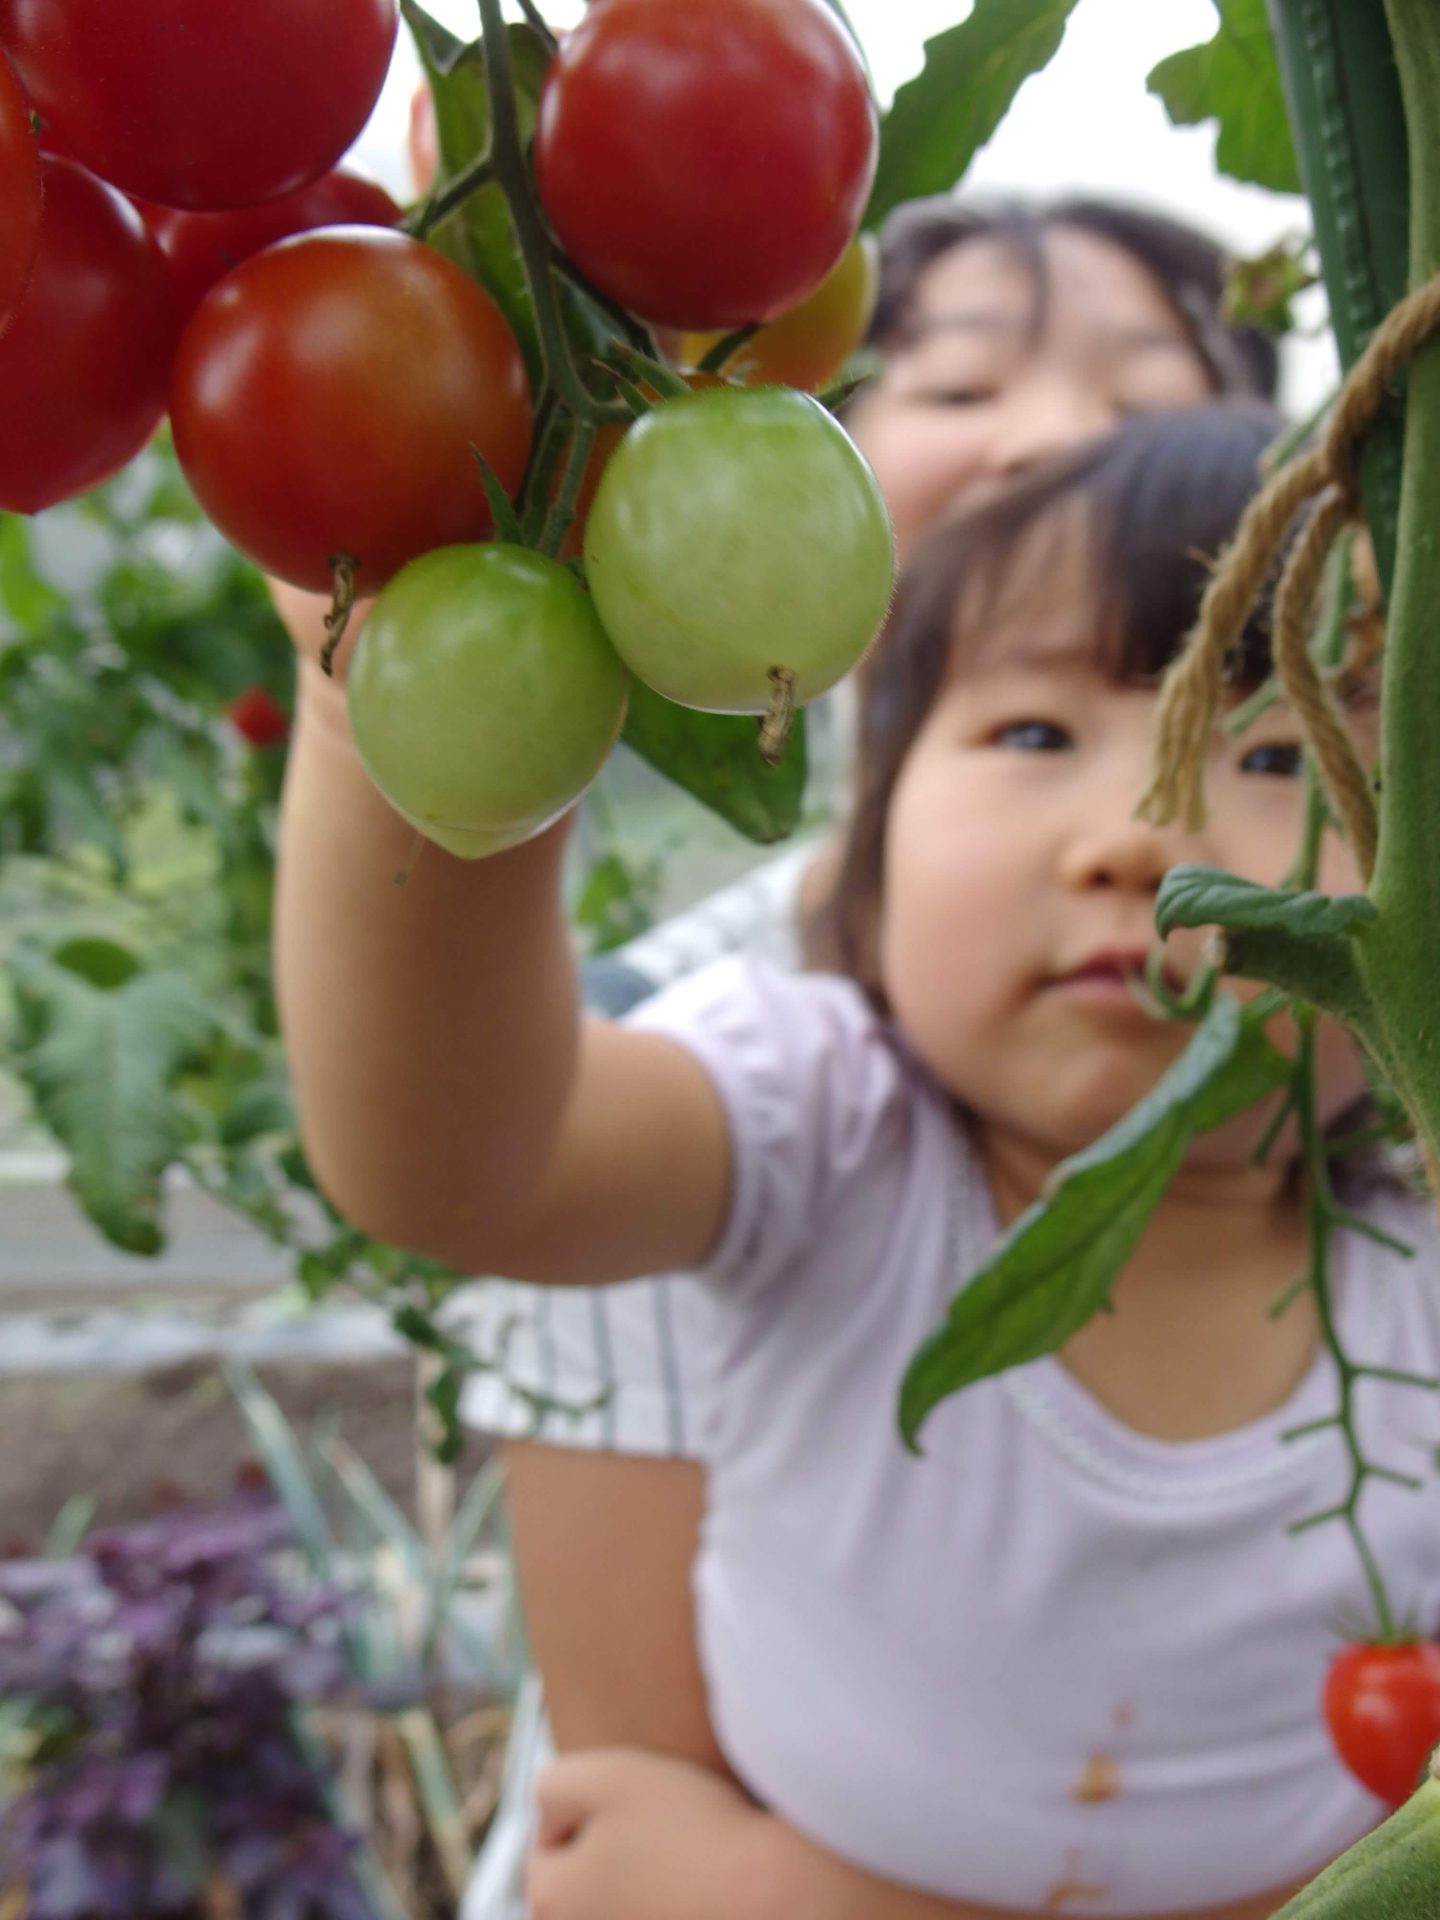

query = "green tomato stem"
[474,0,601,423]
[1355,0,1440,1174]
[405,152,497,241]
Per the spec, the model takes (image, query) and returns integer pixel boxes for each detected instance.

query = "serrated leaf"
[403,1,547,388]
[899,996,1292,1447]
[865,0,1080,231]
[620,682,806,844]
[1147,0,1300,195]
[1156,865,1377,940]
[6,947,222,1254]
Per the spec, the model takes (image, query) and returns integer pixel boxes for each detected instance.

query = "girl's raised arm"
[271,588,732,1285]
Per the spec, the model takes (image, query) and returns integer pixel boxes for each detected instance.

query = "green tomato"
[348,543,628,857]
[583,385,893,715]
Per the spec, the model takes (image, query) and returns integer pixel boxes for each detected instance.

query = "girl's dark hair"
[870,194,1279,402]
[819,400,1287,988]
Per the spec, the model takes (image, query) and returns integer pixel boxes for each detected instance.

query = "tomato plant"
[1324,1641,1440,1807]
[0,154,179,515]
[347,544,628,855]
[534,0,877,328]
[0,47,40,337]
[169,227,532,595]
[583,385,893,713]
[0,0,398,209]
[680,234,879,392]
[139,170,401,323]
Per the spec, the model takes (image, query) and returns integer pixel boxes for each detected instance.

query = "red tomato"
[0,154,179,514]
[169,227,532,595]
[0,0,398,210]
[1325,1641,1440,1806]
[0,49,41,338]
[138,170,401,323]
[226,686,291,749]
[534,0,877,330]
[681,234,879,392]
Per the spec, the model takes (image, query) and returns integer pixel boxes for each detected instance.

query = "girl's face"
[876,524,1371,1174]
[848,225,1216,560]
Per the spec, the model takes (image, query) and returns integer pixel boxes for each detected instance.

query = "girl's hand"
[527,1748,772,1920]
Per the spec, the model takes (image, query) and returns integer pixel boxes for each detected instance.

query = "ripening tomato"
[0,49,41,338]
[583,385,893,714]
[226,686,291,749]
[169,227,532,596]
[348,544,628,856]
[139,170,401,323]
[0,0,398,209]
[680,234,879,393]
[0,154,179,514]
[1325,1641,1440,1806]
[534,0,877,330]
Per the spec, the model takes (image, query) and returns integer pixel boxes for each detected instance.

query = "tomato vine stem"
[475,0,604,423]
[406,152,497,241]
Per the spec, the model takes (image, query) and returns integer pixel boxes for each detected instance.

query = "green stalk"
[1267,0,1410,593]
[1355,0,1440,1169]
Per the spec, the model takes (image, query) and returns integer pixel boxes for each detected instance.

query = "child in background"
[275,402,1439,1918]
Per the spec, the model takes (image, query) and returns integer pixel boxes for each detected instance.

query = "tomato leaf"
[1147,0,1301,195]
[898,995,1292,1449]
[865,0,1081,231]
[402,0,548,388]
[1156,865,1378,940]
[620,683,807,844]
[5,943,224,1255]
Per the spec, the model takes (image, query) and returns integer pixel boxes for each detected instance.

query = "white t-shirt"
[618,959,1440,1912]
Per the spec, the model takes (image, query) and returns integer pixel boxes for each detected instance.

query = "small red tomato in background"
[0,154,179,514]
[680,234,879,393]
[0,0,398,209]
[137,170,401,323]
[534,0,877,330]
[169,227,532,595]
[226,687,291,750]
[1324,1641,1440,1806]
[408,83,440,198]
[0,49,41,338]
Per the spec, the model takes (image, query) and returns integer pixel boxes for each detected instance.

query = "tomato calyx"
[320,554,361,679]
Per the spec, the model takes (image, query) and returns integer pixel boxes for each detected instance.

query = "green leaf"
[0,513,64,629]
[898,996,1292,1448]
[1156,865,1378,940]
[6,946,222,1254]
[403,1,547,388]
[620,682,807,844]
[865,0,1081,231]
[1147,0,1300,194]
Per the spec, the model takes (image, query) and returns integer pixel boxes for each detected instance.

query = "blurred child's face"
[848,226,1215,561]
[877,521,1371,1174]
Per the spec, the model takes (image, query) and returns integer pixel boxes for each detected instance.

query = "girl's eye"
[1240,741,1305,779]
[994,719,1074,752]
[917,385,995,408]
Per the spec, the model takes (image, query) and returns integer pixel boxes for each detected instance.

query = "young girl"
[276,402,1440,1918]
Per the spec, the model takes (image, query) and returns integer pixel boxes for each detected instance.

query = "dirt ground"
[0,1355,493,1554]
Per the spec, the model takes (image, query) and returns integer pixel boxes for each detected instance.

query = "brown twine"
[1139,272,1440,844]
[1271,486,1378,878]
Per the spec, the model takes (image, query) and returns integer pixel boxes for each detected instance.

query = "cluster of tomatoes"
[0,0,896,837]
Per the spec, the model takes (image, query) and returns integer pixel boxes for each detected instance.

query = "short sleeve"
[625,957,913,1305]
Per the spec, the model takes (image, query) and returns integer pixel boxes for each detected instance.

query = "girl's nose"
[984,376,1119,477]
[1058,806,1176,896]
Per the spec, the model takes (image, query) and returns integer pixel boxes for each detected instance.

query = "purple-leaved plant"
[0,1492,382,1920]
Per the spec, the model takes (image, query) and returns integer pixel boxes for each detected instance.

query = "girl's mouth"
[1049,948,1184,1005]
